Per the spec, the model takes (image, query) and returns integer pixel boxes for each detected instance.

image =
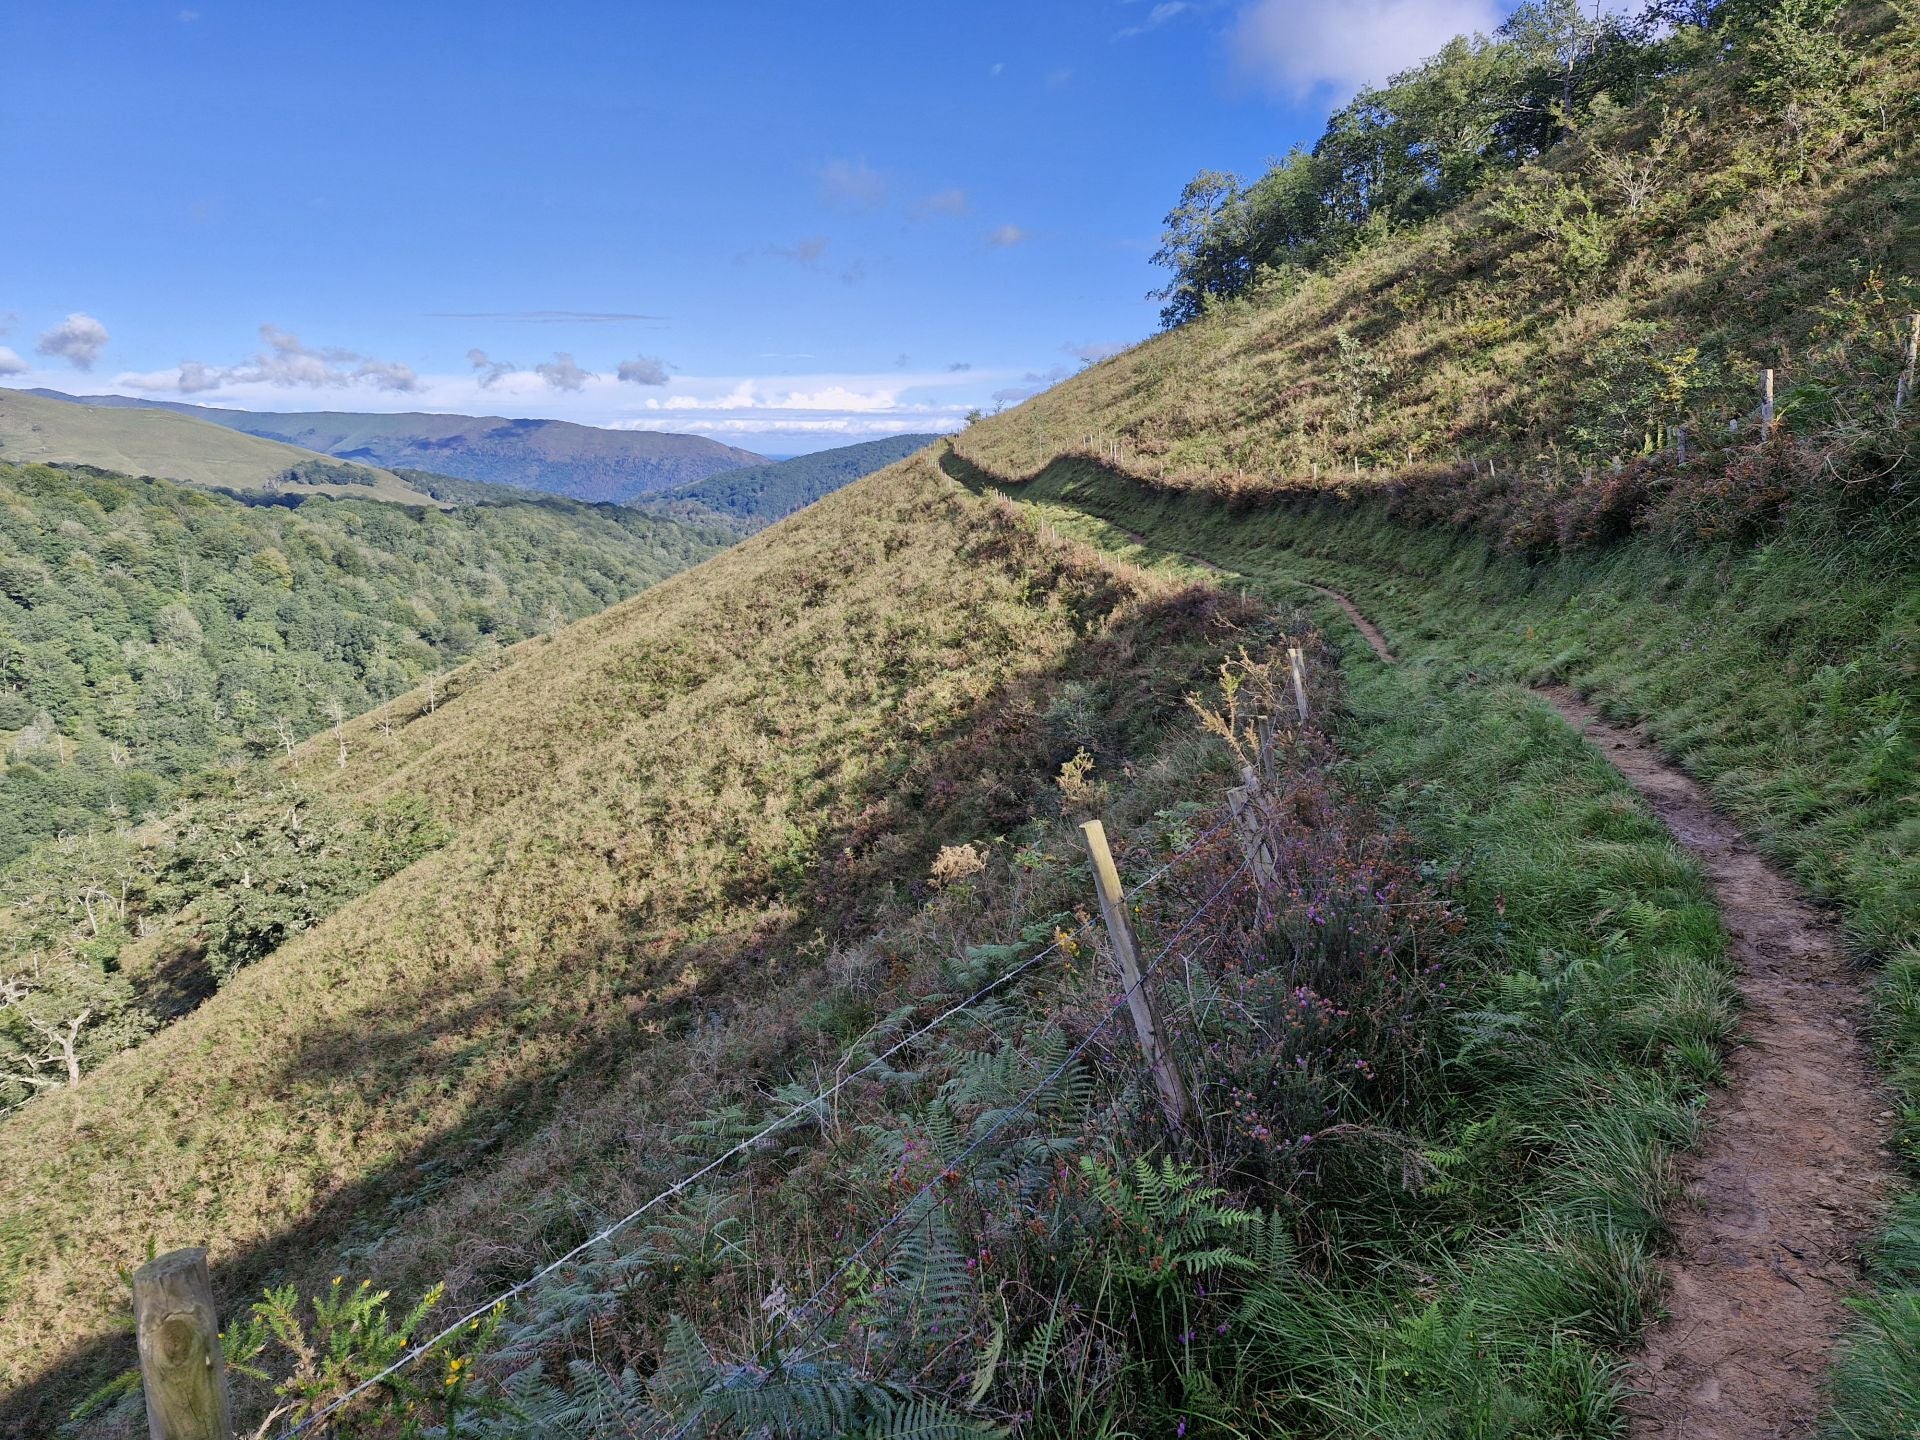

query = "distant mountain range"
[644,433,941,532]
[0,389,436,503]
[21,390,766,504]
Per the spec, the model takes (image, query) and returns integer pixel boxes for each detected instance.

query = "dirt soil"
[1540,687,1892,1440]
[1108,526,1396,663]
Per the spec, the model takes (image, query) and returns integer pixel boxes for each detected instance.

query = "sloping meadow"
[958,1,1918,556]
[0,454,1266,1432]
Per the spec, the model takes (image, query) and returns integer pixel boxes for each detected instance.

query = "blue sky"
[1,1,1506,453]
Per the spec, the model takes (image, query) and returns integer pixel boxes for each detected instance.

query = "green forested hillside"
[645,433,941,531]
[0,462,727,862]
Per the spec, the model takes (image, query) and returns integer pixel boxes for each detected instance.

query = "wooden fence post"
[133,1248,232,1440]
[1760,367,1775,428]
[1079,820,1192,1136]
[1227,774,1278,892]
[1287,646,1309,725]
[1897,313,1918,414]
[1674,425,1687,463]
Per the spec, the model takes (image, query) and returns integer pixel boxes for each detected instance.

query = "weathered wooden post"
[1226,778,1278,892]
[1287,646,1309,726]
[1079,820,1192,1135]
[1760,368,1775,428]
[1674,425,1687,463]
[1897,313,1918,414]
[132,1248,232,1440]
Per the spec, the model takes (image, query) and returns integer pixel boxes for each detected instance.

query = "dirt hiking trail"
[1300,570,1894,1438]
[1540,688,1892,1440]
[1112,512,1894,1435]
[1108,525,1396,663]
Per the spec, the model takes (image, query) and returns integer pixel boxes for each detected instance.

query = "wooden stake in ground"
[1897,313,1918,414]
[1227,776,1278,892]
[1079,820,1192,1135]
[1761,367,1775,428]
[133,1248,232,1440]
[1287,646,1309,725]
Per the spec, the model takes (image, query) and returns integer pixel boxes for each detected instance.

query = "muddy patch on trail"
[1541,687,1892,1440]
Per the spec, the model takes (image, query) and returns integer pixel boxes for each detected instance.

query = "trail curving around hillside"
[1295,575,1891,1438]
[1053,491,1893,1433]
[1538,687,1892,1440]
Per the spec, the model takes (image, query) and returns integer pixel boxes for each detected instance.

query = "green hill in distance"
[24,391,766,504]
[0,389,433,504]
[643,433,942,531]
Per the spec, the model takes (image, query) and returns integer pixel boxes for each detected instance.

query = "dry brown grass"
[0,452,1267,1432]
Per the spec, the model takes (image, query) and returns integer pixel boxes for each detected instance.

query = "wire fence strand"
[284,813,1242,1437]
[653,852,1255,1440]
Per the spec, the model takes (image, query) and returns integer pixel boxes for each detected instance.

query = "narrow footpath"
[1539,688,1891,1440]
[1308,575,1891,1438]
[1107,513,1891,1435]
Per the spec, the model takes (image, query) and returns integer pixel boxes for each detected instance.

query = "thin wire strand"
[656,854,1254,1440]
[284,815,1236,1436]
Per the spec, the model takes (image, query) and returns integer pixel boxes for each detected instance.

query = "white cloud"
[37,313,110,370]
[78,353,1070,454]
[535,351,593,391]
[617,355,669,385]
[120,322,420,394]
[1117,2,1189,39]
[761,236,829,268]
[0,347,27,377]
[1230,0,1499,99]
[176,359,225,393]
[468,348,514,387]
[986,224,1030,247]
[912,187,970,220]
[1067,340,1129,364]
[816,157,888,211]
[990,62,1005,77]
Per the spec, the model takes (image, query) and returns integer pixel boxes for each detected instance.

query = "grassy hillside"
[0,390,430,503]
[0,461,728,865]
[0,454,1262,1432]
[960,0,1918,553]
[2,447,1757,1440]
[32,394,770,504]
[645,433,941,532]
[8,6,1917,1437]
